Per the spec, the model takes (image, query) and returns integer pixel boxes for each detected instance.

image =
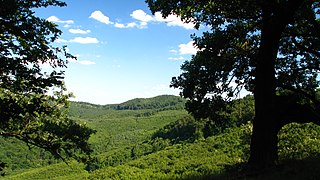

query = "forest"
[0,95,319,179]
[1,0,320,179]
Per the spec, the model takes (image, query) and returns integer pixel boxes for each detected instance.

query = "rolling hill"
[1,95,320,179]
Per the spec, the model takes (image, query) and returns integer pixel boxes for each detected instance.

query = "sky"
[34,0,201,105]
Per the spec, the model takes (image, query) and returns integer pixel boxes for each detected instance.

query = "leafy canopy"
[146,0,320,120]
[0,0,95,163]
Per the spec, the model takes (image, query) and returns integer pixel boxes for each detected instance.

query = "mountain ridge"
[70,95,186,110]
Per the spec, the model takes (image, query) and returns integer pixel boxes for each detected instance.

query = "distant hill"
[68,95,186,119]
[70,95,186,109]
[114,95,186,110]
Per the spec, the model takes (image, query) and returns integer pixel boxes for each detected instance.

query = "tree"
[146,0,320,168]
[0,0,96,170]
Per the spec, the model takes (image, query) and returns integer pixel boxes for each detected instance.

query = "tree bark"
[249,15,279,169]
[248,1,304,169]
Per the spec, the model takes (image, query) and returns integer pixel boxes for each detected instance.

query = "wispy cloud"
[55,38,68,43]
[55,37,99,44]
[47,16,74,25]
[78,60,96,65]
[169,49,178,53]
[69,37,99,44]
[67,57,95,65]
[89,10,113,25]
[69,28,91,34]
[168,56,185,61]
[114,22,138,28]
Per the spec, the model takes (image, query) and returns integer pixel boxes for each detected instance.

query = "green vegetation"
[1,95,319,179]
[1,0,319,179]
[147,0,320,168]
[0,0,95,171]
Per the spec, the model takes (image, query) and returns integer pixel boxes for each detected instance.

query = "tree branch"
[292,38,320,58]
[277,84,320,105]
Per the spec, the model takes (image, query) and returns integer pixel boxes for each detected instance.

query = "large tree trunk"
[249,16,279,169]
[248,1,303,169]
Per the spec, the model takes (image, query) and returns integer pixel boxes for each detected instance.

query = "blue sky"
[35,0,200,105]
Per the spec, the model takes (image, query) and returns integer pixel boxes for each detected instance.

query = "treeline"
[113,95,186,110]
[68,95,186,119]
[2,94,320,179]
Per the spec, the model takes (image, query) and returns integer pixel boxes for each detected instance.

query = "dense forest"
[0,95,319,179]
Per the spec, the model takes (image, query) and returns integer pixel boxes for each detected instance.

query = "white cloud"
[114,23,126,28]
[38,61,51,69]
[55,37,100,44]
[130,9,154,22]
[67,57,77,63]
[138,21,148,29]
[168,56,185,61]
[114,22,139,29]
[47,16,74,25]
[112,9,195,29]
[87,9,195,30]
[89,11,113,25]
[178,41,198,55]
[69,28,91,34]
[55,38,68,43]
[154,12,195,30]
[127,22,137,28]
[114,21,149,29]
[69,37,99,44]
[169,49,178,53]
[63,24,71,28]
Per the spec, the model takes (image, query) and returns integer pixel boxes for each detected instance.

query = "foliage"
[146,0,320,120]
[88,123,253,180]
[1,95,320,179]
[0,0,95,171]
[146,0,320,167]
[0,137,59,175]
[68,95,186,119]
[2,161,89,180]
[278,122,320,160]
[113,95,186,110]
[146,0,259,119]
[4,120,320,179]
[152,115,203,143]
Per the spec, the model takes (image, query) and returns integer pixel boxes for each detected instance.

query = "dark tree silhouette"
[146,0,320,168]
[0,0,96,169]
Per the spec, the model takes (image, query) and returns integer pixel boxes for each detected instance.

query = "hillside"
[1,95,320,179]
[68,95,186,119]
[114,95,186,110]
[0,95,189,175]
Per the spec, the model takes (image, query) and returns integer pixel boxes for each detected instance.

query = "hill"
[3,122,320,180]
[1,95,320,179]
[0,95,189,176]
[114,95,186,110]
[68,95,186,119]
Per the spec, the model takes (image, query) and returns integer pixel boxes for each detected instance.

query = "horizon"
[70,94,182,105]
[35,0,201,105]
